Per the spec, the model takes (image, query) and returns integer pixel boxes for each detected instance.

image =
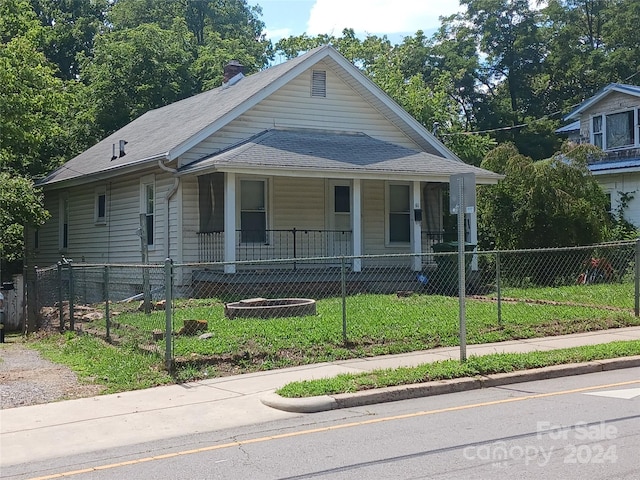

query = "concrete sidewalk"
[1,326,640,468]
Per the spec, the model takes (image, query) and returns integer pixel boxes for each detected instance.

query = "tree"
[80,22,197,135]
[28,0,108,80]
[477,142,610,250]
[0,173,49,262]
[0,0,91,177]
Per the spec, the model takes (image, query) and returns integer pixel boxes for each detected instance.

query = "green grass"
[26,280,640,391]
[276,340,640,398]
[31,332,173,394]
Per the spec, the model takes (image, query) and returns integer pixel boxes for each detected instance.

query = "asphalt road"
[5,367,639,480]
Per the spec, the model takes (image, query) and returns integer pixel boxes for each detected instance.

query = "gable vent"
[311,70,327,97]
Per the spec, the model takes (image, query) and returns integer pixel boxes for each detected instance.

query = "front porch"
[197,229,446,264]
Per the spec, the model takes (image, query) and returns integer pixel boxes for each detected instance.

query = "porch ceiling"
[180,129,502,184]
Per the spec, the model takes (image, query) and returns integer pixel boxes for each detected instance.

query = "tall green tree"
[0,173,49,262]
[477,143,610,250]
[80,22,197,135]
[28,0,107,80]
[0,0,91,177]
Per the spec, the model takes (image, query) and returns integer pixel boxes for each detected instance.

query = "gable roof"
[180,128,503,184]
[565,83,640,120]
[39,45,462,187]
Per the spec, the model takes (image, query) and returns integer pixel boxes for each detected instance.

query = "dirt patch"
[0,341,104,409]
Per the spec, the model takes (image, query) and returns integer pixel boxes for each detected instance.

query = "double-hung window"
[95,186,107,224]
[592,109,640,150]
[387,183,411,244]
[240,179,267,243]
[140,175,155,247]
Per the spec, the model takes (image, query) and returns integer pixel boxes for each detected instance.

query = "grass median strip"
[275,340,640,398]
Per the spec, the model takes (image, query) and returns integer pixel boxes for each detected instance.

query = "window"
[388,184,410,243]
[240,179,267,243]
[311,70,326,97]
[333,184,351,231]
[592,116,603,149]
[198,173,224,232]
[140,176,155,247]
[59,194,69,250]
[95,187,107,224]
[592,109,639,150]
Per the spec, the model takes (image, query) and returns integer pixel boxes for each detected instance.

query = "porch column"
[412,181,422,271]
[352,178,362,272]
[224,172,236,274]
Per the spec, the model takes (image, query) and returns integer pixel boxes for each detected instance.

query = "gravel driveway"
[0,342,103,409]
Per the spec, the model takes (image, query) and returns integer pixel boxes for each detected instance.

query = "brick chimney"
[223,60,244,84]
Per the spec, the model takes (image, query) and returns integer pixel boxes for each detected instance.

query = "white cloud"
[306,0,462,36]
[264,27,294,42]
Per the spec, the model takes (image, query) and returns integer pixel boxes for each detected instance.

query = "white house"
[564,83,640,226]
[28,45,501,292]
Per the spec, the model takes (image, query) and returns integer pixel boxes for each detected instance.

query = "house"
[28,45,501,295]
[563,83,640,226]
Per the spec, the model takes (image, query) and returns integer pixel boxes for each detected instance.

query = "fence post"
[104,265,110,341]
[496,251,502,326]
[635,238,640,317]
[30,265,38,333]
[341,256,347,344]
[57,262,64,332]
[68,262,75,332]
[164,258,173,370]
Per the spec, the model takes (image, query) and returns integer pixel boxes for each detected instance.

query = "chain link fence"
[29,241,639,369]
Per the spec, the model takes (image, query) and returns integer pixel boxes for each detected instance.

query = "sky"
[250,0,464,44]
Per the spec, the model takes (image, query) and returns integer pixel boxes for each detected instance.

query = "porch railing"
[198,229,352,263]
[422,231,445,258]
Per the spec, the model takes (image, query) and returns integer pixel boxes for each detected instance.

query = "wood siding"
[32,170,179,267]
[180,61,422,165]
[579,92,640,141]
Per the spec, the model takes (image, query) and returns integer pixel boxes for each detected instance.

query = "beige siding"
[579,92,640,141]
[32,170,181,267]
[180,61,422,165]
[181,176,201,263]
[597,173,640,227]
[272,177,326,229]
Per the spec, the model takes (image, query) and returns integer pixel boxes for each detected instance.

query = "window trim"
[385,182,412,246]
[94,186,107,225]
[140,174,156,249]
[58,192,69,251]
[591,108,640,151]
[237,177,271,244]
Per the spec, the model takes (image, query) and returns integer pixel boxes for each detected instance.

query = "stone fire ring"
[224,298,317,319]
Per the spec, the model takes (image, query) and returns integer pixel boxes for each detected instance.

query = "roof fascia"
[168,47,333,161]
[179,164,502,185]
[323,49,462,162]
[38,154,170,190]
[590,167,640,175]
[565,84,640,120]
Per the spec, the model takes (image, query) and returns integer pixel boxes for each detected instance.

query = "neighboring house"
[28,45,501,294]
[563,83,640,226]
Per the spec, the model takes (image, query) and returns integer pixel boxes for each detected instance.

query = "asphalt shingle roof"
[39,47,325,186]
[182,129,503,183]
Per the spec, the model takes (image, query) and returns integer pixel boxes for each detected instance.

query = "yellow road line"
[29,378,640,480]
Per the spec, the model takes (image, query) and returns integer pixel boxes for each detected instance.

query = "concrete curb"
[261,356,640,413]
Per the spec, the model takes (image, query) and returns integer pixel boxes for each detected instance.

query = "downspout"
[158,159,180,259]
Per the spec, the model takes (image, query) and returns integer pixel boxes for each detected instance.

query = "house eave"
[38,153,171,190]
[565,83,640,120]
[179,164,502,185]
